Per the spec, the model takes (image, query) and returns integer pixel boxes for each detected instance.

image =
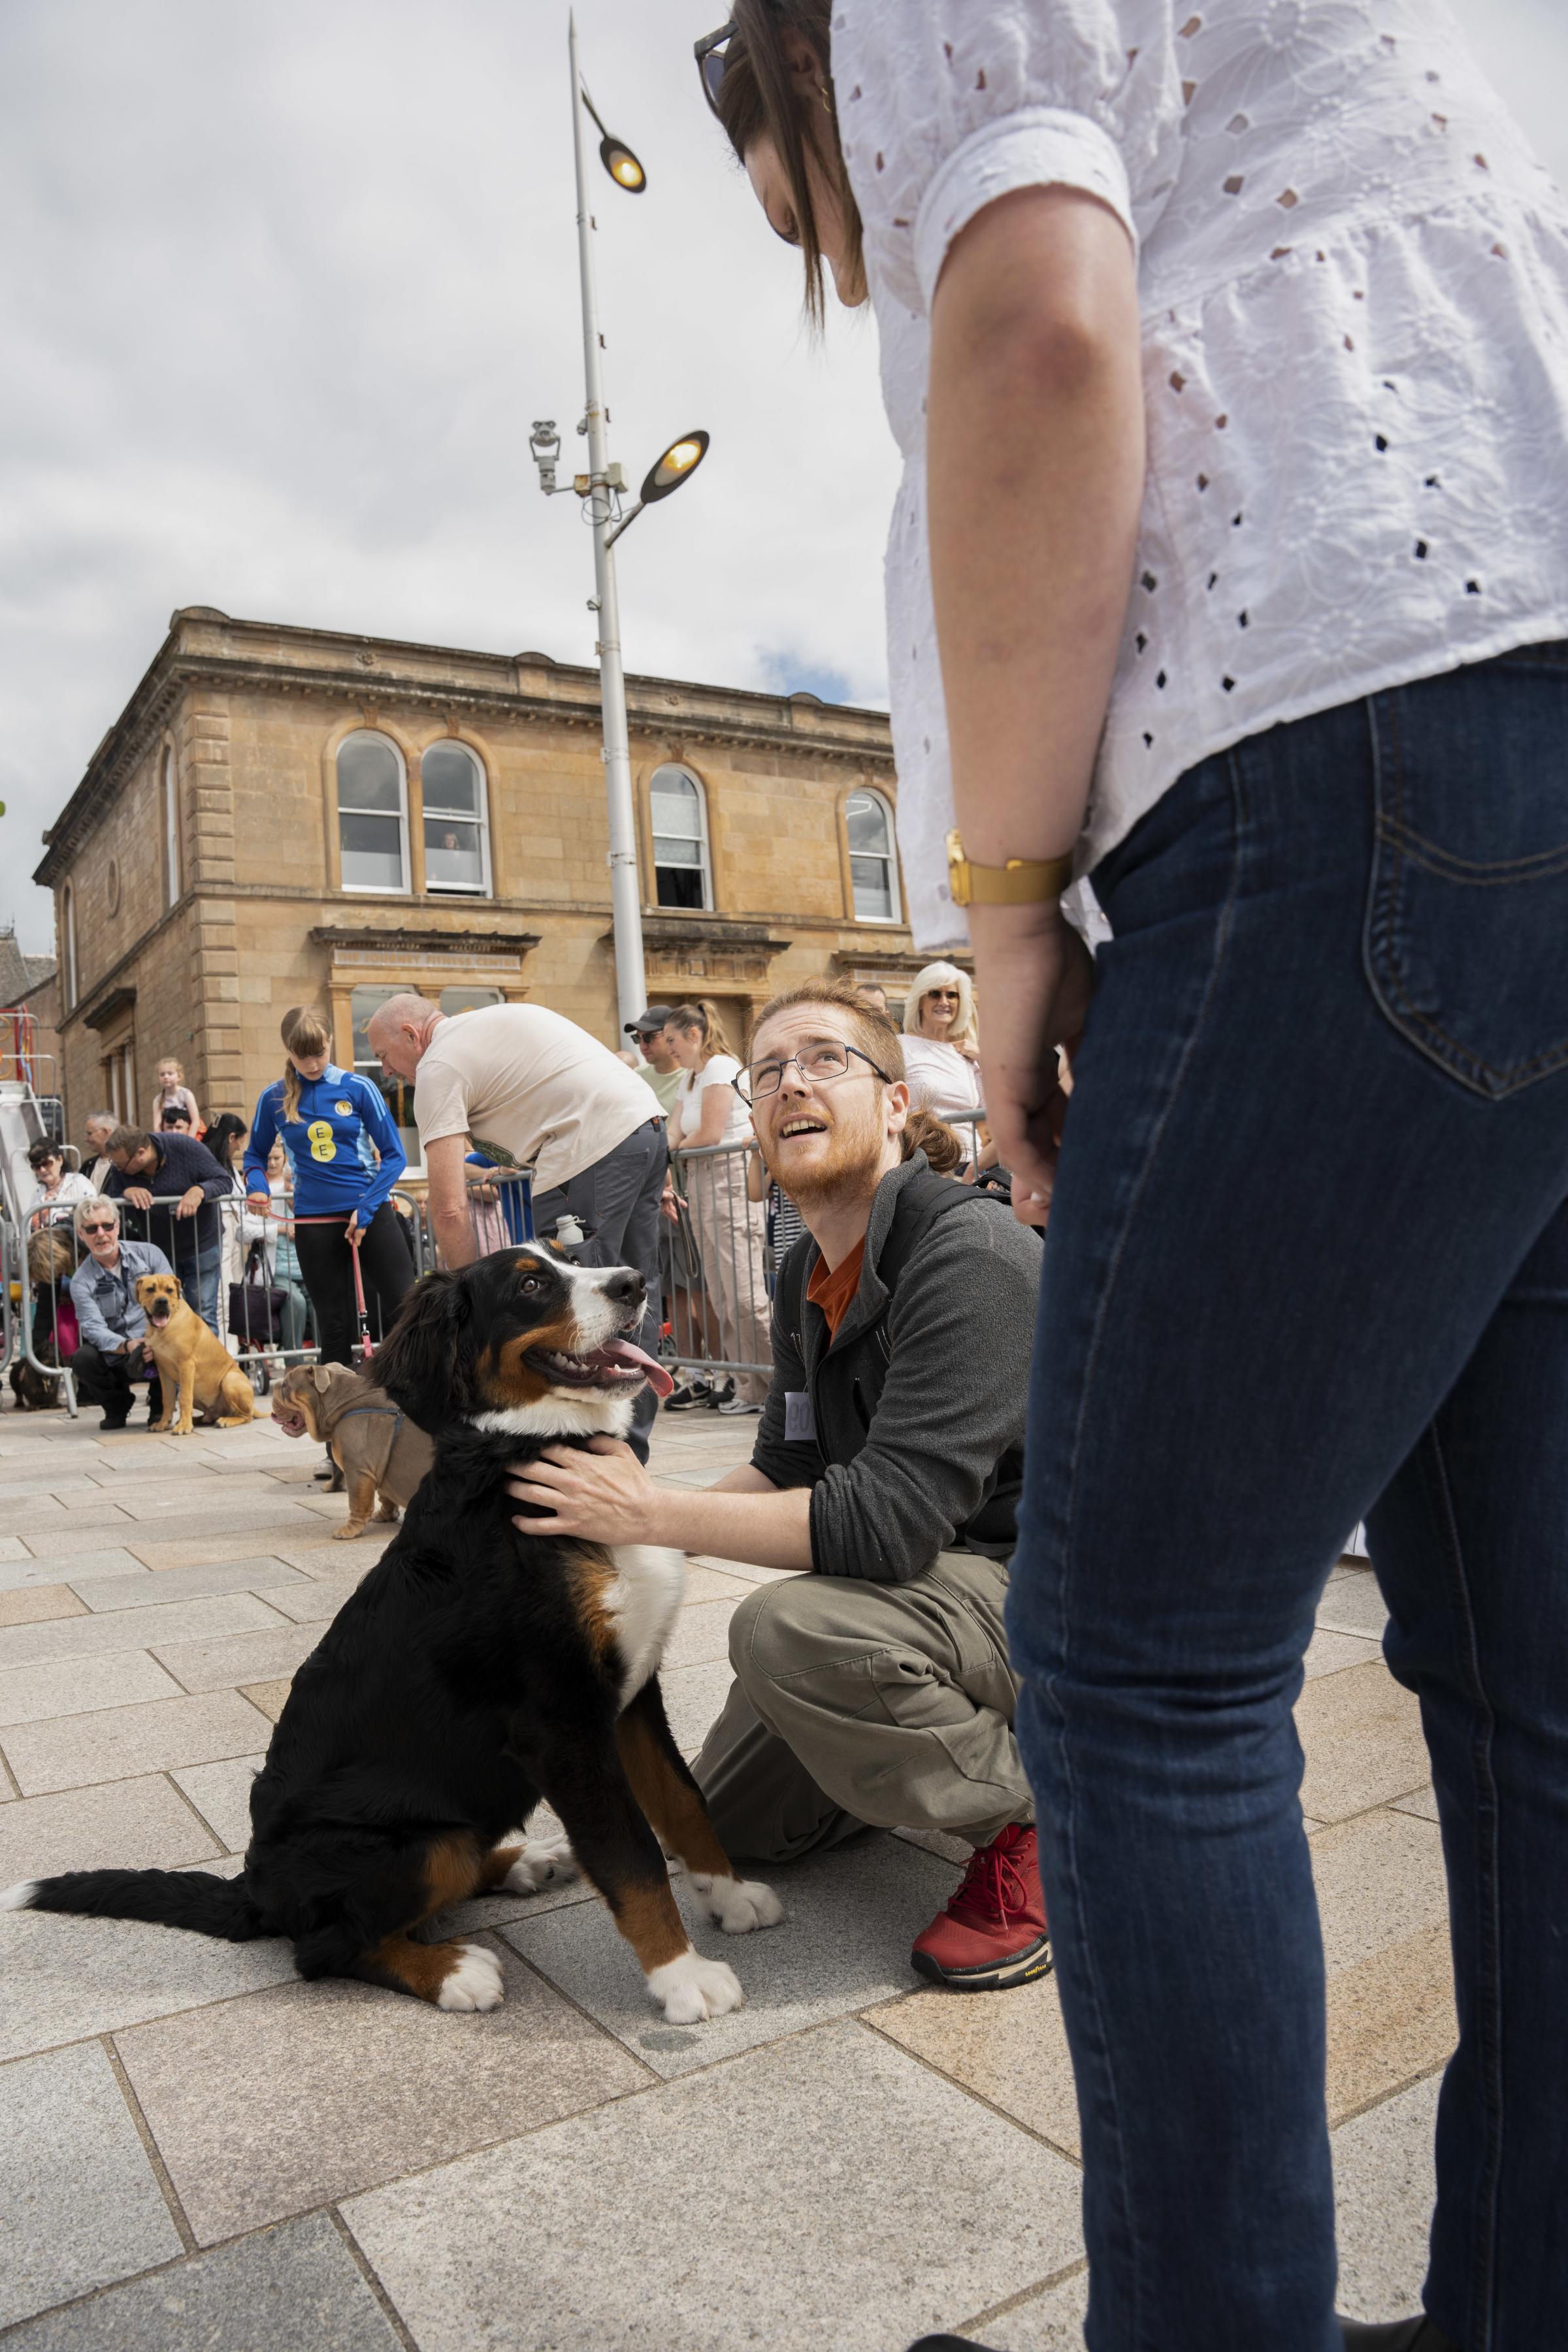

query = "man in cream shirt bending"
[367,994,669,1454]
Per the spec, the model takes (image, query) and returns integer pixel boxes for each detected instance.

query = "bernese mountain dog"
[2,1245,782,2023]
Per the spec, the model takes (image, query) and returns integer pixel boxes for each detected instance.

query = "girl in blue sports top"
[242,1006,414,1371]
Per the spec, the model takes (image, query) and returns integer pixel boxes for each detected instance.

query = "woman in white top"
[702,8,1568,2346]
[666,999,771,1411]
[898,961,983,1120]
[25,1141,95,1233]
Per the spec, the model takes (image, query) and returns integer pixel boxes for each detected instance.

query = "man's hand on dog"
[506,1439,657,1545]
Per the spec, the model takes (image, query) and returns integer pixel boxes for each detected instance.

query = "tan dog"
[133,1275,257,1435]
[270,1362,436,1539]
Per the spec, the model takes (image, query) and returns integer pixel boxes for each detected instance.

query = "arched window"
[336,732,409,894]
[61,885,78,1009]
[421,742,491,896]
[649,764,712,911]
[163,745,180,906]
[846,788,900,923]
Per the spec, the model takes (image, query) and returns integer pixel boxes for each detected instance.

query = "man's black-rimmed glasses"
[732,1041,892,1105]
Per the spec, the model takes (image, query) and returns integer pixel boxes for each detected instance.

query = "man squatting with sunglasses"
[506,978,1051,1992]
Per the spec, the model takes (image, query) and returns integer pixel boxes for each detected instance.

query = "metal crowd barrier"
[666,1137,772,1388]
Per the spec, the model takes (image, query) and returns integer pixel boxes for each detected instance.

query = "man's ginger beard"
[760,1093,888,1209]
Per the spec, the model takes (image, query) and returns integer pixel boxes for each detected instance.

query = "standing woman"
[898,961,983,1119]
[242,1009,413,1372]
[665,1000,771,1414]
[706,7,1568,2348]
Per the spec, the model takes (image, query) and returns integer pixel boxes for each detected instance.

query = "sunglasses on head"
[694,18,736,118]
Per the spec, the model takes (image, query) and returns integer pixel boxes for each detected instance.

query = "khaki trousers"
[691,1552,1032,1863]
[686,1164,771,1407]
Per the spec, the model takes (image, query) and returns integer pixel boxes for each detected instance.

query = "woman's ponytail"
[280,1007,332,1126]
[902,1108,964,1173]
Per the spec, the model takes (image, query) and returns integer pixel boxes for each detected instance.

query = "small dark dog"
[5,1246,781,2021]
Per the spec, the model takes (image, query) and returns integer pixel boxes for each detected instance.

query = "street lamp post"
[531,15,710,1039]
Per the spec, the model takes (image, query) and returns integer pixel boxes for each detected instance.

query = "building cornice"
[35,610,894,888]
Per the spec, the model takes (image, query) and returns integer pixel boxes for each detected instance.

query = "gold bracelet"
[946,829,1073,908]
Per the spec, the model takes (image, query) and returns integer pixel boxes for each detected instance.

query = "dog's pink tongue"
[601,1338,675,1399]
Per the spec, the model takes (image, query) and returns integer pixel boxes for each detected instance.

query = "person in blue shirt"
[243,1006,414,1369]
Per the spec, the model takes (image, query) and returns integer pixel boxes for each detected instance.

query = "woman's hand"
[506,1437,661,1545]
[245,1192,270,1215]
[970,904,1094,1228]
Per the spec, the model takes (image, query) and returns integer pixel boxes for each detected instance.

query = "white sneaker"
[717,1395,762,1416]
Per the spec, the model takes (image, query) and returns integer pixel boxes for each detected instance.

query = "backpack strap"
[874,1166,1037,1298]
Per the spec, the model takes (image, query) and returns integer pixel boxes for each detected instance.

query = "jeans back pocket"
[1365,645,1568,1100]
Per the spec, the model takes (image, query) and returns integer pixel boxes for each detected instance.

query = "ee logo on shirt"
[306,1119,338,1163]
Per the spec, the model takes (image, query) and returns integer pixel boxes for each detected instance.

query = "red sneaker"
[909,1822,1052,1992]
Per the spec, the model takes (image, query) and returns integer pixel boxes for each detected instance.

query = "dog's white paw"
[645,1948,743,2023]
[689,1873,785,1935]
[499,1834,579,1895]
[436,1941,505,2012]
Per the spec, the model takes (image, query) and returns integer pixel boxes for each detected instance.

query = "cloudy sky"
[2,0,1564,954]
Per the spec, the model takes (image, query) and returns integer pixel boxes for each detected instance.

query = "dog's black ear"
[365,1272,474,1431]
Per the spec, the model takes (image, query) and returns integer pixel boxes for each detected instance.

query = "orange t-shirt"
[806,1238,866,1341]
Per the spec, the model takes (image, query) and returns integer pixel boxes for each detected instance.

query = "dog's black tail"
[2,1868,264,1942]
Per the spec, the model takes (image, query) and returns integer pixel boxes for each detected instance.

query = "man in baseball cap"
[624,1007,683,1119]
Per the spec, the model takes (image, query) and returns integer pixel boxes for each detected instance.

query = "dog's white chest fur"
[605,1545,687,1706]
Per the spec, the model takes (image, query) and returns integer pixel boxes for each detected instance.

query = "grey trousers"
[691,1551,1032,1863]
[532,1117,668,1460]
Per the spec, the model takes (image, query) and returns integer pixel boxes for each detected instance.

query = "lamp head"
[600,135,646,192]
[639,431,710,505]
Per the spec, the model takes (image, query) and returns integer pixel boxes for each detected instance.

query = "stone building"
[0,926,62,1109]
[33,607,928,1162]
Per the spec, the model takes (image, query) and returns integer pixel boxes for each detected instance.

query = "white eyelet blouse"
[834,0,1568,949]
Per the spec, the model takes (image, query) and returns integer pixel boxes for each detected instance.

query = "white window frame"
[649,763,713,912]
[845,787,901,925]
[420,741,493,899]
[163,745,180,906]
[61,885,78,1008]
[336,730,411,896]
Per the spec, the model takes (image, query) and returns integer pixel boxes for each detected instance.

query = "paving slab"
[1332,2070,1441,2323]
[865,1968,1083,2159]
[0,1903,299,2062]
[0,1533,31,1560]
[1391,1784,1441,1823]
[687,1552,801,1586]
[238,1678,292,1722]
[1315,1571,1391,1641]
[988,2267,1092,2350]
[1310,1808,1448,1978]
[255,1569,372,1624]
[502,1833,958,2078]
[679,1563,757,1606]
[126,1526,325,1571]
[0,1773,220,1882]
[68,1558,309,1612]
[152,1621,323,1693]
[0,1648,184,1729]
[0,1590,289,1672]
[116,1936,650,2244]
[1,1688,274,1795]
[344,2017,1083,2352]
[0,2040,182,2328]
[1295,1661,1431,1825]
[170,1754,266,1852]
[658,1654,739,1756]
[659,1592,742,1671]
[1324,1923,1456,2124]
[0,1584,89,1628]
[1304,1626,1383,1680]
[108,1477,308,1518]
[11,1541,148,1576]
[0,2212,404,2352]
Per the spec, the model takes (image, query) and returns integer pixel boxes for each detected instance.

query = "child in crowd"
[151,1058,203,1135]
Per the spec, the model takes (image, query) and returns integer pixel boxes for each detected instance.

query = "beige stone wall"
[39,612,932,1162]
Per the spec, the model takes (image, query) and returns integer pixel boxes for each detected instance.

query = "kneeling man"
[506,980,1047,1991]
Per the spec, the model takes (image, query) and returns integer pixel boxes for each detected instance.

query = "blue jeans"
[1009,644,1568,2352]
[177,1239,221,1338]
